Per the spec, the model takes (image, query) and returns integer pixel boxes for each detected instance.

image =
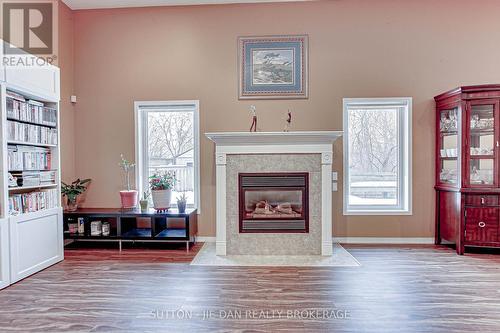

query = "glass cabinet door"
[468,100,499,187]
[438,107,459,185]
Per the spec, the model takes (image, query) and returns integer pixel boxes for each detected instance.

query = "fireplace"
[239,173,309,233]
[207,131,342,256]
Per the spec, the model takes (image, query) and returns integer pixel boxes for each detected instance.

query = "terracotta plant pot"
[151,189,172,210]
[120,190,138,209]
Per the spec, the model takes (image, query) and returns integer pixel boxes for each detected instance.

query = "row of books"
[9,170,57,187]
[6,91,57,127]
[9,188,58,215]
[7,120,58,145]
[7,145,52,171]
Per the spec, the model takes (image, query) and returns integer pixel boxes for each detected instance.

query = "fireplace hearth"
[239,173,309,233]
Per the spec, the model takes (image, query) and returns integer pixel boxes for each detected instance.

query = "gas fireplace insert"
[238,173,309,233]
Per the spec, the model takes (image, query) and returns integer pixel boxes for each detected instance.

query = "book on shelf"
[27,99,44,107]
[7,120,58,145]
[8,188,58,215]
[6,91,25,101]
[6,91,57,127]
[9,170,57,188]
[7,145,52,171]
[20,172,40,187]
[39,170,56,184]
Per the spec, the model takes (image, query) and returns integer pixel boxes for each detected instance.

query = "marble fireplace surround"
[205,132,343,256]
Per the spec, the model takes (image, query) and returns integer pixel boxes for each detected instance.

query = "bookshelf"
[0,52,61,289]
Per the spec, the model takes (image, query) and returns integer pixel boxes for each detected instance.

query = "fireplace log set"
[247,201,302,218]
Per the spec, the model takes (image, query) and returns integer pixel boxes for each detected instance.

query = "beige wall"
[60,0,500,237]
[58,0,76,182]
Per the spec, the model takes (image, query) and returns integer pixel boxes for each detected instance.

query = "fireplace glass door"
[239,173,309,233]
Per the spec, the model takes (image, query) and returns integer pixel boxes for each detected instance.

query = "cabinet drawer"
[465,207,499,243]
[465,195,499,206]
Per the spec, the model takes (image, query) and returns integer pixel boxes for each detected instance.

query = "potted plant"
[140,191,150,212]
[176,192,187,213]
[62,178,91,212]
[119,154,138,209]
[149,171,176,210]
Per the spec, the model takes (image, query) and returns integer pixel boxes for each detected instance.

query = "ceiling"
[62,0,309,10]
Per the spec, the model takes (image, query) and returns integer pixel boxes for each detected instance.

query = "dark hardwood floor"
[1,244,500,332]
[63,241,204,263]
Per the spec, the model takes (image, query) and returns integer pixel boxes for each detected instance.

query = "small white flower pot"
[151,189,172,210]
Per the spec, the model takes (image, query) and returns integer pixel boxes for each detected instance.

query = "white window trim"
[134,100,201,214]
[343,97,412,216]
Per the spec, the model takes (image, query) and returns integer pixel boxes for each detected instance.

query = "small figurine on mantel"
[249,105,257,132]
[283,109,292,132]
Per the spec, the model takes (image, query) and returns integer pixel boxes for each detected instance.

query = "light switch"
[332,182,338,192]
[332,172,338,181]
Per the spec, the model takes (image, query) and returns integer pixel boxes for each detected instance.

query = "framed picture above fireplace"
[238,35,309,99]
[238,173,309,233]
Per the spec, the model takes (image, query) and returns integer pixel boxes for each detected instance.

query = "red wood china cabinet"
[435,85,500,254]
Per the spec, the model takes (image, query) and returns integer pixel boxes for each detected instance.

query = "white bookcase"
[0,46,62,289]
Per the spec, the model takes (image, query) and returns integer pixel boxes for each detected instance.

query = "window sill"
[151,205,200,215]
[343,210,412,216]
[186,205,200,215]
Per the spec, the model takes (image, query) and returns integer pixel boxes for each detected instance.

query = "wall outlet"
[332,182,338,192]
[332,172,338,181]
[70,95,77,103]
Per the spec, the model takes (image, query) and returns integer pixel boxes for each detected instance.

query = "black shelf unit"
[63,233,119,240]
[155,228,187,239]
[63,208,198,251]
[121,228,152,238]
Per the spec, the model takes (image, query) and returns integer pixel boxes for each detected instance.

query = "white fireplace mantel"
[205,131,343,256]
[205,131,343,146]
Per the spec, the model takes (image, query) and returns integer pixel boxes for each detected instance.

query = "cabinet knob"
[478,221,486,228]
[481,197,486,205]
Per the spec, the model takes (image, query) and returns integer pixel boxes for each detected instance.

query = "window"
[135,101,200,211]
[343,98,412,215]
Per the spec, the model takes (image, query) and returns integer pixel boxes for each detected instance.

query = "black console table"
[63,208,198,251]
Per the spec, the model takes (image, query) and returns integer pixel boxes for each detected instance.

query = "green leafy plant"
[176,192,187,212]
[119,154,135,191]
[149,172,176,191]
[140,190,150,211]
[61,178,91,203]
[176,192,187,204]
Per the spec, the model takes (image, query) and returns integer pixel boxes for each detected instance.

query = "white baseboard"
[321,241,333,256]
[333,237,434,244]
[216,241,227,255]
[197,236,216,242]
[198,236,434,245]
